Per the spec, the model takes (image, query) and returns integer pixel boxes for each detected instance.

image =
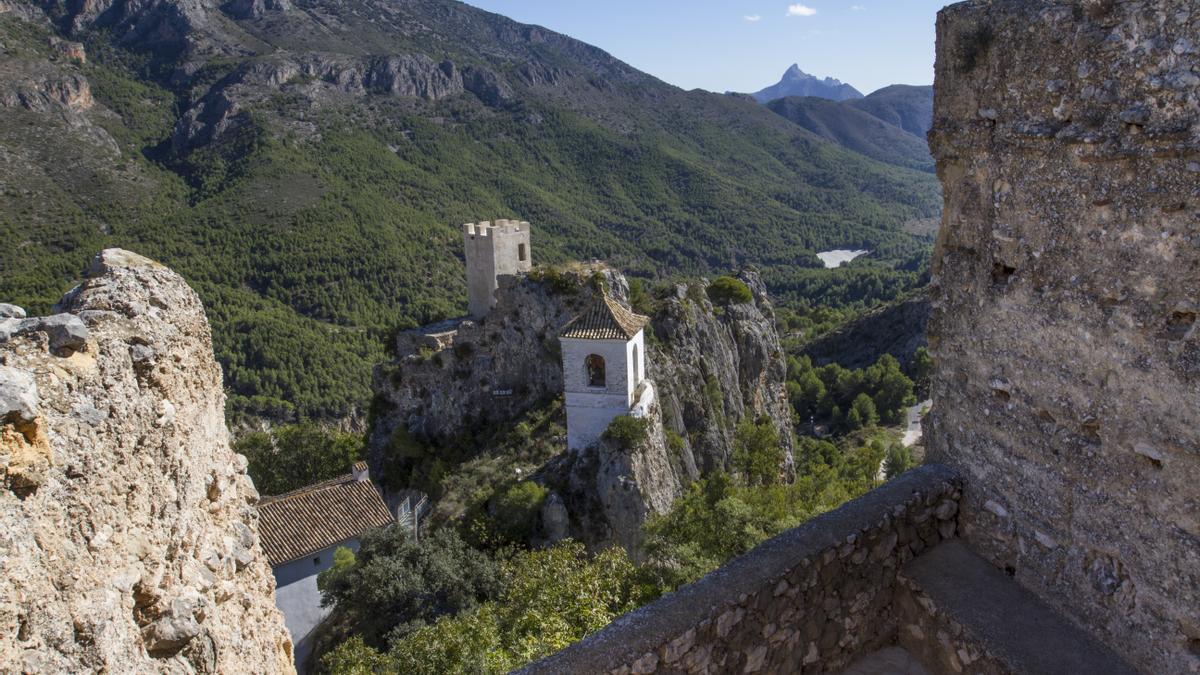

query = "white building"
[258,462,394,672]
[559,296,653,450]
[463,219,532,319]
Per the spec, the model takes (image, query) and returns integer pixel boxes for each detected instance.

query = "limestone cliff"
[928,1,1199,672]
[0,250,293,673]
[369,266,794,549]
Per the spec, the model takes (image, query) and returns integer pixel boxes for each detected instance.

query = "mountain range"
[0,0,940,422]
[764,85,935,172]
[750,64,863,103]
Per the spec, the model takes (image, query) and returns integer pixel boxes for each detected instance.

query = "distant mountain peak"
[752,65,863,103]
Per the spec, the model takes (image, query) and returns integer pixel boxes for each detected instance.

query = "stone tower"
[559,296,652,451]
[463,219,532,319]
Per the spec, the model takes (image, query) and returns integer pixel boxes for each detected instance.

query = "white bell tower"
[559,296,652,451]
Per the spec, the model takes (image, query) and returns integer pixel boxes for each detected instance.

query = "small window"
[518,243,527,262]
[633,344,640,384]
[586,354,606,387]
[313,556,321,566]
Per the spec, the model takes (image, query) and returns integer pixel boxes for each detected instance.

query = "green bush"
[731,417,784,486]
[706,276,753,305]
[605,416,650,450]
[490,481,548,545]
[318,526,500,648]
[387,543,651,674]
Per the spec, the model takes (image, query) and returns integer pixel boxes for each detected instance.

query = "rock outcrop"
[927,2,1199,673]
[370,266,794,550]
[648,271,795,478]
[0,249,293,673]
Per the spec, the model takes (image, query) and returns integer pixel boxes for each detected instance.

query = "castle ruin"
[463,219,532,319]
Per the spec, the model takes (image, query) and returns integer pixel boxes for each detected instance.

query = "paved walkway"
[902,400,932,447]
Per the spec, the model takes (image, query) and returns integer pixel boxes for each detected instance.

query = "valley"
[0,0,938,425]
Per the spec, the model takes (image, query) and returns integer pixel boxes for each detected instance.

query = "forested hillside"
[0,0,940,422]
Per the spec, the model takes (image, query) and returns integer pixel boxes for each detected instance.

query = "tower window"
[586,354,606,388]
[518,243,527,262]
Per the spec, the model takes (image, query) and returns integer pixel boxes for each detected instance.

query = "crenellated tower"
[463,219,532,319]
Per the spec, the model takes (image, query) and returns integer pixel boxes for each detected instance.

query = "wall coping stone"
[521,463,962,674]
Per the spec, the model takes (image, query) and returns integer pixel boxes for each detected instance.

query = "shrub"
[706,276,753,305]
[490,481,548,545]
[318,526,500,648]
[605,416,650,450]
[883,444,916,479]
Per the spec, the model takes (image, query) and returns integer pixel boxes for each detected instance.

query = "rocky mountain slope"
[369,266,794,550]
[0,249,292,673]
[766,95,933,172]
[750,64,863,102]
[801,293,930,371]
[0,0,940,423]
[765,85,934,172]
[846,84,933,138]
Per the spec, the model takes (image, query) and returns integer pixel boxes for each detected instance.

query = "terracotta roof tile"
[258,471,394,567]
[561,296,650,340]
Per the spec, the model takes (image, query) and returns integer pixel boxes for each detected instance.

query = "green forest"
[0,10,939,424]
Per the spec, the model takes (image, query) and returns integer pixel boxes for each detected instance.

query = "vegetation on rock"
[705,275,754,305]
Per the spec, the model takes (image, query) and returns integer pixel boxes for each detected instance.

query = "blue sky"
[462,1,950,95]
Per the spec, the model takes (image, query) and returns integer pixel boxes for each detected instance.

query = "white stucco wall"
[561,330,645,450]
[273,538,361,672]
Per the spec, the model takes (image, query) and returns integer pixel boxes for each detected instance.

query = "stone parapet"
[521,464,962,674]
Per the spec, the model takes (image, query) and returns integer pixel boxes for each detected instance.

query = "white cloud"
[786,4,817,17]
[744,14,762,22]
[851,4,866,11]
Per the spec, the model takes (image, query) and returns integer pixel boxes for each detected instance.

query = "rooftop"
[258,462,394,566]
[560,295,650,341]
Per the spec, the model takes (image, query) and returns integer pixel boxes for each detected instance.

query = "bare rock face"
[649,270,795,478]
[927,2,1198,673]
[370,265,794,551]
[551,392,682,554]
[0,249,294,673]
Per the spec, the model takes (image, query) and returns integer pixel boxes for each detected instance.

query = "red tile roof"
[258,468,394,566]
[561,296,650,340]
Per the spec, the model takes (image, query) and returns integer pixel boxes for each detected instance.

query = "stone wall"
[926,1,1200,673]
[521,465,962,674]
[0,250,293,673]
[463,220,532,319]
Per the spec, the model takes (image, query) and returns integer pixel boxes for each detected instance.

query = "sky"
[461,1,950,96]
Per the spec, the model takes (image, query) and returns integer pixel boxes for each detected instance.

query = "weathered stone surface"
[649,271,795,478]
[0,249,293,672]
[0,303,25,319]
[926,2,1200,673]
[25,313,89,354]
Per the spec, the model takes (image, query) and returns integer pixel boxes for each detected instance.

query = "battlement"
[463,219,530,238]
